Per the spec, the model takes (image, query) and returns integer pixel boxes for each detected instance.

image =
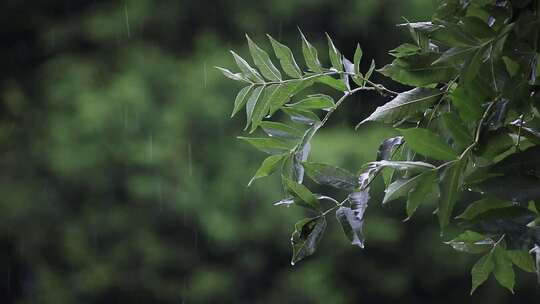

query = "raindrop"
[149,133,154,161]
[124,1,131,38]
[187,142,193,177]
[203,61,207,88]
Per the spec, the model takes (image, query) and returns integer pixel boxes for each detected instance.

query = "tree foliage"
[220,0,540,294]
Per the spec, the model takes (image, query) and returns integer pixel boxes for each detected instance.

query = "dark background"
[0,0,538,303]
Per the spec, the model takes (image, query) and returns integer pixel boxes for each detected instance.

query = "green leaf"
[440,112,473,151]
[389,43,421,58]
[287,94,335,110]
[378,53,457,86]
[462,45,486,85]
[267,35,303,79]
[268,81,303,115]
[432,46,478,65]
[507,250,536,273]
[246,35,282,81]
[456,198,514,220]
[316,75,348,91]
[282,108,320,125]
[353,44,363,85]
[336,206,366,248]
[493,246,515,293]
[446,230,492,254]
[406,170,439,218]
[245,86,265,129]
[359,88,443,126]
[259,121,304,140]
[231,85,253,117]
[302,162,358,190]
[250,84,279,131]
[399,128,458,161]
[471,252,495,294]
[230,50,264,83]
[383,176,422,204]
[299,30,323,73]
[283,176,320,211]
[238,137,293,155]
[216,66,249,82]
[248,154,287,186]
[326,33,343,72]
[363,59,376,85]
[449,84,484,123]
[438,157,467,229]
[291,217,326,265]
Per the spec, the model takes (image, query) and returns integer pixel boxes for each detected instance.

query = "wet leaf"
[291,217,327,265]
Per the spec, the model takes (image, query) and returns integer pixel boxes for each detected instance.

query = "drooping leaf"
[238,137,293,155]
[246,35,282,81]
[231,85,253,117]
[290,217,327,265]
[290,126,316,183]
[471,251,495,294]
[287,94,335,110]
[230,50,264,83]
[336,206,366,248]
[493,246,515,293]
[299,30,323,73]
[302,162,358,190]
[456,198,514,220]
[260,121,304,140]
[407,170,439,218]
[438,157,467,229]
[283,176,320,211]
[248,153,288,186]
[359,88,443,126]
[399,128,459,161]
[376,136,404,161]
[267,35,303,79]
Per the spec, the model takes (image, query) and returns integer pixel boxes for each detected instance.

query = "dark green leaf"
[399,128,459,161]
[336,206,366,248]
[316,75,348,91]
[246,35,282,81]
[363,59,376,85]
[250,84,279,131]
[456,198,514,220]
[383,176,422,204]
[248,153,287,186]
[302,162,358,190]
[378,53,457,86]
[238,137,293,155]
[291,217,326,265]
[493,246,515,293]
[268,81,303,115]
[407,170,439,218]
[438,157,467,229]
[471,252,495,294]
[449,85,484,123]
[507,250,536,273]
[267,35,303,79]
[359,88,443,126]
[283,176,320,211]
[432,46,478,65]
[440,112,473,151]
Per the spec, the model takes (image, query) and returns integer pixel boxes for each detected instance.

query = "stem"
[322,198,349,216]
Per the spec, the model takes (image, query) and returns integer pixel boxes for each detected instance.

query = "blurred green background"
[0,0,538,303]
